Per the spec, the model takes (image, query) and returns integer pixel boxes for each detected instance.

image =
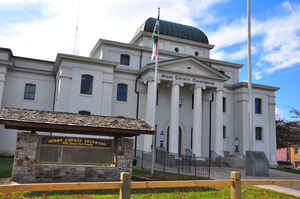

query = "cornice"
[55,53,118,71]
[130,31,215,49]
[230,82,280,92]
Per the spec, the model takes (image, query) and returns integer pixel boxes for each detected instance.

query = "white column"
[193,84,205,157]
[215,87,224,156]
[169,82,180,154]
[144,80,155,152]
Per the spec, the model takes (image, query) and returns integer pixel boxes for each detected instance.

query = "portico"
[139,57,229,158]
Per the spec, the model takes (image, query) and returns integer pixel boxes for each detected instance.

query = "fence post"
[120,172,131,199]
[231,171,241,199]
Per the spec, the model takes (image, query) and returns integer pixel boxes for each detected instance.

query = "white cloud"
[210,2,300,75]
[276,107,284,120]
[0,0,226,61]
[253,71,262,80]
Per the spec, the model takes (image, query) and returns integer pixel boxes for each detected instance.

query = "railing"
[2,171,300,199]
[135,149,228,178]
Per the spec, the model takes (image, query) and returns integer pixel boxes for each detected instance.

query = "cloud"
[276,107,284,120]
[0,0,226,61]
[253,71,262,80]
[210,2,300,76]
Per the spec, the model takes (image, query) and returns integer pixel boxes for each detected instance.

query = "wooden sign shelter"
[0,107,154,182]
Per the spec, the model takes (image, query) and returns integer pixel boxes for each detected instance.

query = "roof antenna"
[73,0,80,55]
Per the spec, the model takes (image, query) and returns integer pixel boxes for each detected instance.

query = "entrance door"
[178,127,182,156]
[166,127,169,152]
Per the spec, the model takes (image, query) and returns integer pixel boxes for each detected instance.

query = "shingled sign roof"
[0,107,154,137]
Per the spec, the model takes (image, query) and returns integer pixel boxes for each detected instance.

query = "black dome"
[143,17,209,44]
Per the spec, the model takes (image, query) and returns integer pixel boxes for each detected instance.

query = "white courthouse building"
[0,18,278,166]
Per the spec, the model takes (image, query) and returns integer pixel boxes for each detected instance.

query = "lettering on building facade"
[160,73,215,86]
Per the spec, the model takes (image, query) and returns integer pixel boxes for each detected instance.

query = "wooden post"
[120,172,131,199]
[231,171,241,199]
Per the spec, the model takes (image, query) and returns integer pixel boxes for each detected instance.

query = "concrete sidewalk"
[257,185,300,198]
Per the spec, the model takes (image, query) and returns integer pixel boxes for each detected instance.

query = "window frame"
[255,127,263,141]
[255,98,262,114]
[80,74,94,95]
[120,54,130,66]
[116,83,128,102]
[24,83,36,100]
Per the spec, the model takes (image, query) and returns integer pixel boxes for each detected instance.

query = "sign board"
[160,73,215,86]
[41,136,112,147]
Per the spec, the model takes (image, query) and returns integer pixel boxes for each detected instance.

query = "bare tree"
[276,108,300,149]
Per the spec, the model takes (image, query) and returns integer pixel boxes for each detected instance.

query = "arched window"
[120,54,130,65]
[117,83,128,101]
[194,51,199,56]
[80,74,93,95]
[174,47,179,53]
[78,110,91,116]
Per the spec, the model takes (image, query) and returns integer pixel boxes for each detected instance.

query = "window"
[174,47,179,53]
[80,74,93,95]
[156,89,159,105]
[191,128,193,149]
[194,51,199,56]
[120,54,130,65]
[24,83,36,100]
[223,97,226,112]
[117,83,128,101]
[78,110,91,115]
[295,147,299,154]
[192,94,194,109]
[255,127,263,141]
[223,126,227,139]
[255,98,262,114]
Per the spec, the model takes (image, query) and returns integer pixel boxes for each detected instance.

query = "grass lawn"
[132,168,209,181]
[273,168,300,175]
[0,156,13,178]
[2,185,300,199]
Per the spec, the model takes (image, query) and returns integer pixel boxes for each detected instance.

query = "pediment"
[154,57,229,81]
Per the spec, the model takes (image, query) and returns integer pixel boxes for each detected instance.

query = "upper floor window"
[174,47,179,53]
[255,127,263,141]
[223,126,227,139]
[117,83,128,101]
[223,97,226,112]
[80,74,93,95]
[78,110,91,116]
[120,54,130,65]
[295,147,299,154]
[194,51,199,56]
[255,98,262,114]
[24,83,36,100]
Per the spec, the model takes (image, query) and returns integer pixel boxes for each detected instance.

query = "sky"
[0,0,299,120]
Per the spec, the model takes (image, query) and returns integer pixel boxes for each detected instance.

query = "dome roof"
[142,17,209,44]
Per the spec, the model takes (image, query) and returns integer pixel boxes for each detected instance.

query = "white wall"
[0,69,55,155]
[111,72,137,118]
[136,36,210,58]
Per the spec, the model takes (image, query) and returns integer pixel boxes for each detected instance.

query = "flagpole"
[247,0,253,151]
[151,7,160,176]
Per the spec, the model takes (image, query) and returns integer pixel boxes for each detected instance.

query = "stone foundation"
[12,132,133,183]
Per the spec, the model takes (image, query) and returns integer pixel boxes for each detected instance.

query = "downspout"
[134,49,143,159]
[51,69,58,137]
